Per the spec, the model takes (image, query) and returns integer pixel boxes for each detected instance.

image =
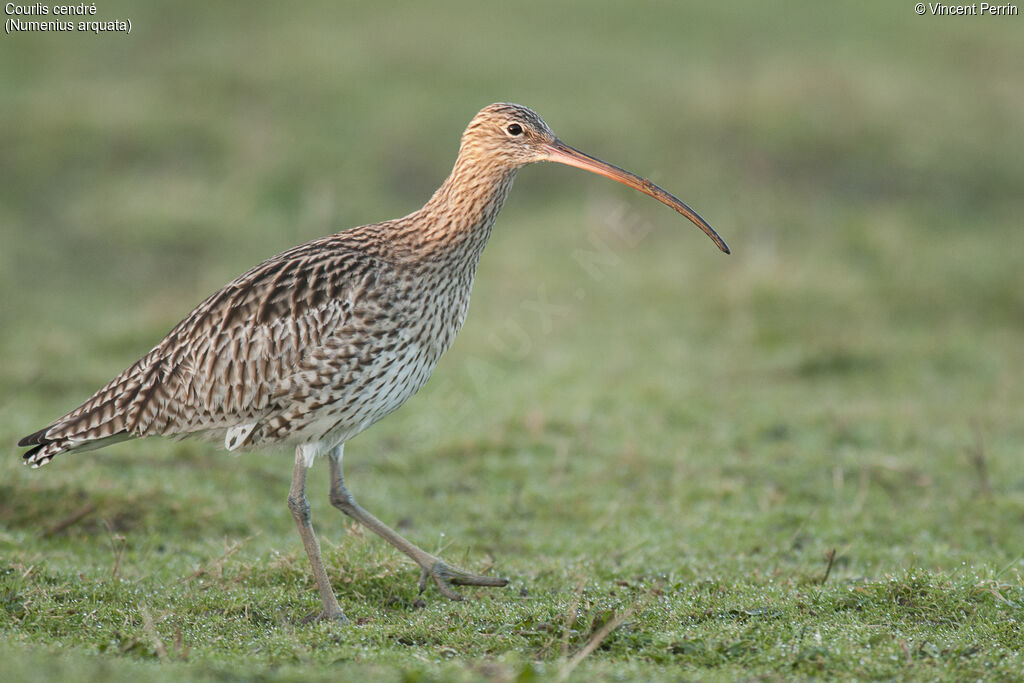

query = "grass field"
[2,1,1023,680]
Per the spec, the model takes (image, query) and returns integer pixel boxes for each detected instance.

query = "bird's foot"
[300,607,350,625]
[417,559,508,601]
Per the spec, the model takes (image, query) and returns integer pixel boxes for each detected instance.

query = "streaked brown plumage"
[19,103,729,622]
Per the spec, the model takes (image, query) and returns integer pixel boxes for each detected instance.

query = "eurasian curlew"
[19,103,729,622]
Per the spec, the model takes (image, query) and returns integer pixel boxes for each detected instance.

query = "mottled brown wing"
[20,232,385,467]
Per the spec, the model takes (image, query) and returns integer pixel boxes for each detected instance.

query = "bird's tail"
[17,364,148,467]
[19,426,131,468]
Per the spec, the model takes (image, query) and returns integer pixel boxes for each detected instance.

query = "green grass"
[2,1,1023,680]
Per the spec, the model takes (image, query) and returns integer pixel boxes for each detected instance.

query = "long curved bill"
[543,139,730,254]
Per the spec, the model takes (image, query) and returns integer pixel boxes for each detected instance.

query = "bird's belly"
[355,341,439,426]
[302,339,441,448]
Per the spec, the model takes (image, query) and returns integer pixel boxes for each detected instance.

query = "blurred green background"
[1,1,1022,680]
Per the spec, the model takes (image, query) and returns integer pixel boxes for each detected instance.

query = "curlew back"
[20,228,394,467]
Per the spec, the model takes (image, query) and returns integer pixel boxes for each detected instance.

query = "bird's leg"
[287,447,348,623]
[326,445,507,601]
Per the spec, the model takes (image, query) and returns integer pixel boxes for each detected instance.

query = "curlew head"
[460,103,730,254]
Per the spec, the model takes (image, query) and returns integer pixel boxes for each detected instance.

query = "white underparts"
[224,422,257,451]
[298,442,322,468]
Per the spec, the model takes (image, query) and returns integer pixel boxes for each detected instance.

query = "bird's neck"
[398,154,518,267]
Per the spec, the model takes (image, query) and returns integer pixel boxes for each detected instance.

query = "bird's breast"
[288,268,476,447]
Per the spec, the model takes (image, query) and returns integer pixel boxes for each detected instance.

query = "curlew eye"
[506,123,523,137]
